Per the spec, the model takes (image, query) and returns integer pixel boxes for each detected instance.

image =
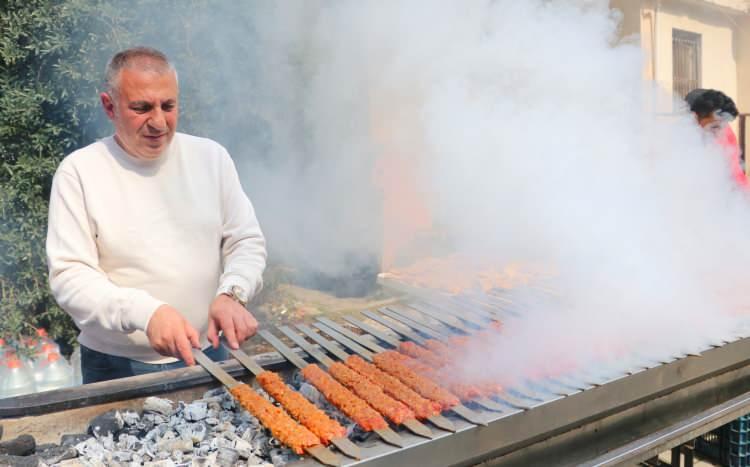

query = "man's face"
[100,66,179,159]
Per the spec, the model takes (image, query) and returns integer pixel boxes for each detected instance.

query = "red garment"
[716,126,748,188]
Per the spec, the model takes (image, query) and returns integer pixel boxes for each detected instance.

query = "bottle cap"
[48,353,60,363]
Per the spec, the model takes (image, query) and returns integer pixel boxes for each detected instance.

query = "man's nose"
[148,108,167,131]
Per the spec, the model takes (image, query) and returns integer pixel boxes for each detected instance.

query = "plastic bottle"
[35,328,59,352]
[35,352,73,392]
[33,343,59,388]
[2,357,36,398]
[69,345,82,386]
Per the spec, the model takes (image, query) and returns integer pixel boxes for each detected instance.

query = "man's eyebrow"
[129,100,152,107]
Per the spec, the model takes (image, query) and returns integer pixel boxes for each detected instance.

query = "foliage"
[0,0,135,345]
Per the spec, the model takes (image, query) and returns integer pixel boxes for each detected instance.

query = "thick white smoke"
[243,0,750,382]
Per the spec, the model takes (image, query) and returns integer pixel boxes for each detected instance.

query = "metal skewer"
[359,311,428,345]
[313,321,489,426]
[258,330,406,448]
[192,348,341,466]
[221,341,360,459]
[380,308,451,339]
[343,315,507,413]
[278,326,435,440]
[343,316,403,347]
[296,324,457,433]
[398,303,478,333]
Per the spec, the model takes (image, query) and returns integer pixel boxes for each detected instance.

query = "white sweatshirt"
[46,133,267,363]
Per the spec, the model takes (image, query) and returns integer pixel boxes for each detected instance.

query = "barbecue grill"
[4,280,750,466]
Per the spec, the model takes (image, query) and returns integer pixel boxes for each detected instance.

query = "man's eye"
[163,104,175,111]
[132,107,149,113]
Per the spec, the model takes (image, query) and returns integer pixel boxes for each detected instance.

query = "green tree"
[0,0,136,346]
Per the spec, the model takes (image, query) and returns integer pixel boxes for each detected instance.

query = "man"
[46,46,267,383]
[685,88,746,188]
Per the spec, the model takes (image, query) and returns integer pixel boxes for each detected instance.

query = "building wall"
[736,15,750,113]
[655,1,737,99]
[614,0,749,132]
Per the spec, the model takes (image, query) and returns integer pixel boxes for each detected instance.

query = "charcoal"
[176,423,202,444]
[56,459,86,467]
[267,437,281,448]
[122,410,140,426]
[38,445,77,464]
[350,425,378,444]
[145,459,175,466]
[172,449,184,463]
[143,397,175,416]
[160,429,177,442]
[0,434,35,456]
[214,421,234,434]
[35,442,57,451]
[204,387,227,398]
[112,450,133,462]
[233,438,253,458]
[60,433,91,446]
[143,413,168,426]
[218,411,234,423]
[184,401,208,422]
[298,382,322,405]
[270,448,289,465]
[0,454,40,467]
[0,424,3,441]
[220,397,235,411]
[158,438,193,453]
[194,443,210,458]
[207,401,222,413]
[209,436,234,451]
[216,447,239,467]
[204,417,220,426]
[88,410,124,438]
[192,451,217,466]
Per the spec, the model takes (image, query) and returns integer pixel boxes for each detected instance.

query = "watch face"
[231,286,248,304]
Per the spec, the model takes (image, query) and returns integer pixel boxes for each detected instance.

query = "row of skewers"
[196,295,527,466]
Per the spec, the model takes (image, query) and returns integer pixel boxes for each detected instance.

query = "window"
[672,29,702,99]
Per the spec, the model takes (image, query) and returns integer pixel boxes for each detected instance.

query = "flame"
[369,86,435,272]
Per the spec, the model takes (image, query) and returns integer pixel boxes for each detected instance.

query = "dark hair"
[685,88,738,119]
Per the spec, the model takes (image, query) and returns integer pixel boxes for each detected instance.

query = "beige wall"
[653,0,738,111]
[737,15,750,113]
[613,0,750,138]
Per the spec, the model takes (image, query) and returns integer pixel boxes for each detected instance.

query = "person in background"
[685,88,746,188]
[46,46,267,383]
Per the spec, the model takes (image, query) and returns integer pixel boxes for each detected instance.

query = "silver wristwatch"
[220,285,248,307]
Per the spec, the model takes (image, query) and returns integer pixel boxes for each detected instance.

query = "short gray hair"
[104,46,177,94]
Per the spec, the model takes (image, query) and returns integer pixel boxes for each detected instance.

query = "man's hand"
[208,294,259,350]
[146,304,201,365]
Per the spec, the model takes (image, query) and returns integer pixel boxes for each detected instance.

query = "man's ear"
[100,92,116,120]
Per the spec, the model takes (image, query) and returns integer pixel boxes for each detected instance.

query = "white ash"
[64,387,301,467]
[143,397,174,417]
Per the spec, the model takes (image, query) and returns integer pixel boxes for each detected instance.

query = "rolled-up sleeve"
[217,150,267,298]
[46,168,165,333]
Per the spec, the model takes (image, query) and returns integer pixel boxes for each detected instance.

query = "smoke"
[232,0,750,381]
[116,1,750,379]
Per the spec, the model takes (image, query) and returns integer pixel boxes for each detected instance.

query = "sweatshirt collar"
[104,134,177,170]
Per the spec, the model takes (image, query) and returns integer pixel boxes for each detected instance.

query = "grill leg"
[670,446,680,467]
[681,440,694,467]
